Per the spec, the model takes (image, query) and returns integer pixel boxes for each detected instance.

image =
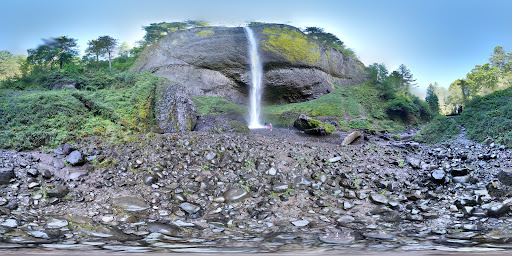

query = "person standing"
[269,123,273,132]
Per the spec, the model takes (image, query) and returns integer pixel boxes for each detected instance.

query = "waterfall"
[244,27,265,129]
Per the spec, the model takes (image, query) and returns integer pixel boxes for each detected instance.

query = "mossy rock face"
[155,81,199,133]
[134,24,368,105]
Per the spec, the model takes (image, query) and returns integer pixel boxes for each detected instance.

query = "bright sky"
[1,0,511,95]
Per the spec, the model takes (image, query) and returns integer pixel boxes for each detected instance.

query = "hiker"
[454,106,458,115]
[458,105,463,114]
[269,123,273,132]
[264,121,268,127]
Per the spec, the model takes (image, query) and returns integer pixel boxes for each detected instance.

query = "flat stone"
[45,218,68,229]
[329,156,342,163]
[266,167,277,176]
[179,202,200,214]
[363,231,395,240]
[147,222,181,236]
[272,183,289,193]
[319,229,355,244]
[1,219,18,228]
[46,185,69,198]
[370,193,389,205]
[112,197,149,212]
[223,187,248,202]
[291,219,310,227]
[66,150,84,166]
[205,152,216,161]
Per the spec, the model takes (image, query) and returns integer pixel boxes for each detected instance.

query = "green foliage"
[196,30,215,37]
[457,87,512,147]
[246,21,268,26]
[261,25,320,65]
[385,96,419,121]
[0,51,25,81]
[27,36,78,69]
[414,115,459,144]
[142,20,211,45]
[0,72,163,150]
[302,27,357,60]
[425,83,440,114]
[192,96,246,117]
[348,119,371,129]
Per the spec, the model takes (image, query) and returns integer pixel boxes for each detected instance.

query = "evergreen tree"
[425,83,440,114]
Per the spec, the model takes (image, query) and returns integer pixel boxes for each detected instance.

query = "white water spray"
[244,27,265,129]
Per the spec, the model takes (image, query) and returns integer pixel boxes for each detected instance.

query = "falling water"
[244,27,265,129]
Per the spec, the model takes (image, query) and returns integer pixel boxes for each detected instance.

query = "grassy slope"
[0,72,162,150]
[457,87,512,147]
[414,87,512,147]
[193,81,404,132]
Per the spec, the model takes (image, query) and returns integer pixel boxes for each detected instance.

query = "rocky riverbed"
[1,127,512,254]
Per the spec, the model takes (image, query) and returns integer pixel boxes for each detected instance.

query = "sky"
[1,0,512,96]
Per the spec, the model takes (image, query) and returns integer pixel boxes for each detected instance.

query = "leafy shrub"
[348,119,371,129]
[414,115,459,144]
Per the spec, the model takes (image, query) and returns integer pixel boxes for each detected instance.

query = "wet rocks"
[291,219,310,227]
[370,193,389,205]
[0,167,14,185]
[179,202,201,214]
[318,228,355,244]
[223,187,248,202]
[497,168,512,186]
[45,218,68,229]
[66,150,84,166]
[46,185,69,198]
[342,131,363,146]
[112,197,149,212]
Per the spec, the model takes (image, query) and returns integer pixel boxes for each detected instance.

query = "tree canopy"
[26,36,78,69]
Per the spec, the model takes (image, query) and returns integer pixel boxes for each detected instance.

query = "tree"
[97,36,118,71]
[489,46,508,74]
[449,78,472,105]
[118,42,131,57]
[142,20,210,45]
[396,64,416,91]
[0,50,24,81]
[366,63,388,84]
[85,36,118,71]
[425,83,439,114]
[466,63,498,92]
[85,39,102,63]
[26,36,78,69]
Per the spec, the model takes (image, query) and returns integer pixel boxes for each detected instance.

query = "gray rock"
[486,203,510,217]
[179,202,201,214]
[223,187,248,202]
[68,172,87,181]
[266,167,277,176]
[155,82,199,133]
[363,231,395,240]
[291,219,310,227]
[342,131,364,145]
[143,174,158,185]
[329,156,342,163]
[205,152,216,161]
[272,183,289,193]
[318,228,355,244]
[406,157,421,169]
[45,218,68,229]
[27,169,38,177]
[431,169,445,182]
[370,193,389,205]
[147,222,181,236]
[497,169,512,186]
[0,167,15,185]
[62,143,75,155]
[112,197,149,212]
[66,150,84,166]
[53,159,66,169]
[46,185,69,198]
[0,219,18,228]
[293,114,332,136]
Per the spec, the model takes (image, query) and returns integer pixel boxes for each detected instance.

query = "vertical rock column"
[155,81,199,133]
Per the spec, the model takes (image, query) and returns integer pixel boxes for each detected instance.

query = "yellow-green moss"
[196,30,214,37]
[262,26,320,65]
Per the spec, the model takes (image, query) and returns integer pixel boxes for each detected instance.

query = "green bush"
[385,96,419,121]
[348,119,371,129]
[457,87,512,147]
[414,115,459,144]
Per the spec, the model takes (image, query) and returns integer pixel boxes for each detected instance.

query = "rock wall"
[155,81,199,133]
[134,24,368,105]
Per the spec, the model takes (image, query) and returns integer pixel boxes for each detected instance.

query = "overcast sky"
[1,0,511,94]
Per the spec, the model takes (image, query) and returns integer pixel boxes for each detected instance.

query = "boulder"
[0,167,15,185]
[341,131,363,145]
[497,168,512,186]
[155,81,199,133]
[134,24,368,105]
[66,150,84,166]
[293,114,333,135]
